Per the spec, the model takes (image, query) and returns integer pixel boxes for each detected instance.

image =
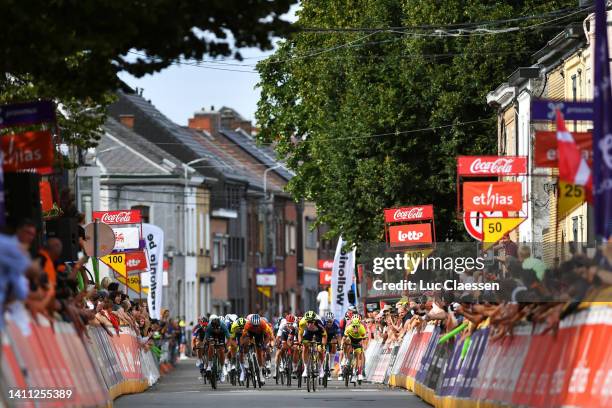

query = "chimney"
[119,114,135,129]
[187,109,220,133]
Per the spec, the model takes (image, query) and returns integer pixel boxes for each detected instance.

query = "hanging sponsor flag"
[556,110,592,201]
[457,156,527,176]
[1,130,55,172]
[463,182,522,212]
[143,223,164,320]
[331,237,356,319]
[388,223,433,246]
[482,218,526,250]
[384,205,434,223]
[534,131,592,168]
[39,181,53,212]
[593,0,612,239]
[92,209,142,225]
[0,100,55,129]
[531,99,594,121]
[557,181,586,218]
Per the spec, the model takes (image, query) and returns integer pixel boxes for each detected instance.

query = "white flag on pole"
[143,223,164,319]
[330,237,355,319]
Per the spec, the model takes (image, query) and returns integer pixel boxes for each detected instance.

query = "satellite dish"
[83,222,116,257]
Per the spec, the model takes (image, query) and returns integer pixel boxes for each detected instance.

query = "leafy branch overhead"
[0,0,297,100]
[256,0,582,246]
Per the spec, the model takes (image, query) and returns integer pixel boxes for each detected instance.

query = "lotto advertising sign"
[463,182,522,212]
[457,156,527,176]
[388,223,432,246]
[384,205,434,223]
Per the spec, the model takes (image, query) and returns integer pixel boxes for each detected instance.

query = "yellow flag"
[557,181,585,219]
[99,253,126,277]
[257,286,271,298]
[483,218,526,250]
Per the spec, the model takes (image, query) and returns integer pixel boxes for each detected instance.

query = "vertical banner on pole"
[0,152,5,228]
[330,237,355,319]
[593,0,612,239]
[143,223,164,319]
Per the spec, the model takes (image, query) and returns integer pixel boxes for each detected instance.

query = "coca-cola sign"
[93,209,142,225]
[318,259,334,270]
[457,156,527,176]
[384,204,433,223]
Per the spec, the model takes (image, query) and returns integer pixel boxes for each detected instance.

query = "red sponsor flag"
[556,110,592,201]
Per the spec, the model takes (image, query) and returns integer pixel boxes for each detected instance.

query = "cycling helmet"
[304,311,317,322]
[285,314,296,324]
[210,314,220,326]
[236,317,246,327]
[325,311,334,321]
[251,314,261,326]
[225,314,238,323]
[351,317,361,326]
[199,316,209,323]
[348,305,357,312]
[344,310,353,319]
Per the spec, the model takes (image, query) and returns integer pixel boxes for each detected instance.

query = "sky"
[118,6,299,127]
[118,49,271,127]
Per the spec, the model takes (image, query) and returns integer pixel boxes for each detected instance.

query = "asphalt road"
[114,359,430,408]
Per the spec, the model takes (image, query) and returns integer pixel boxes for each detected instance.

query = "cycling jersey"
[205,323,230,342]
[276,319,297,336]
[243,320,273,338]
[192,323,208,340]
[323,318,341,338]
[301,319,327,343]
[298,314,322,336]
[230,321,246,339]
[344,323,366,349]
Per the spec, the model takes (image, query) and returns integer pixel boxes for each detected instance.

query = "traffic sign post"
[463,211,509,241]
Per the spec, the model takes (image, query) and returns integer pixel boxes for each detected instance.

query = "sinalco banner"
[143,223,164,319]
[330,236,355,319]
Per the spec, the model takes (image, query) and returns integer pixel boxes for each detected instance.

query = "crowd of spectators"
[363,238,612,346]
[0,217,182,364]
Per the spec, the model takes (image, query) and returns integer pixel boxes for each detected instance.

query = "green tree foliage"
[256,0,583,244]
[0,0,296,100]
